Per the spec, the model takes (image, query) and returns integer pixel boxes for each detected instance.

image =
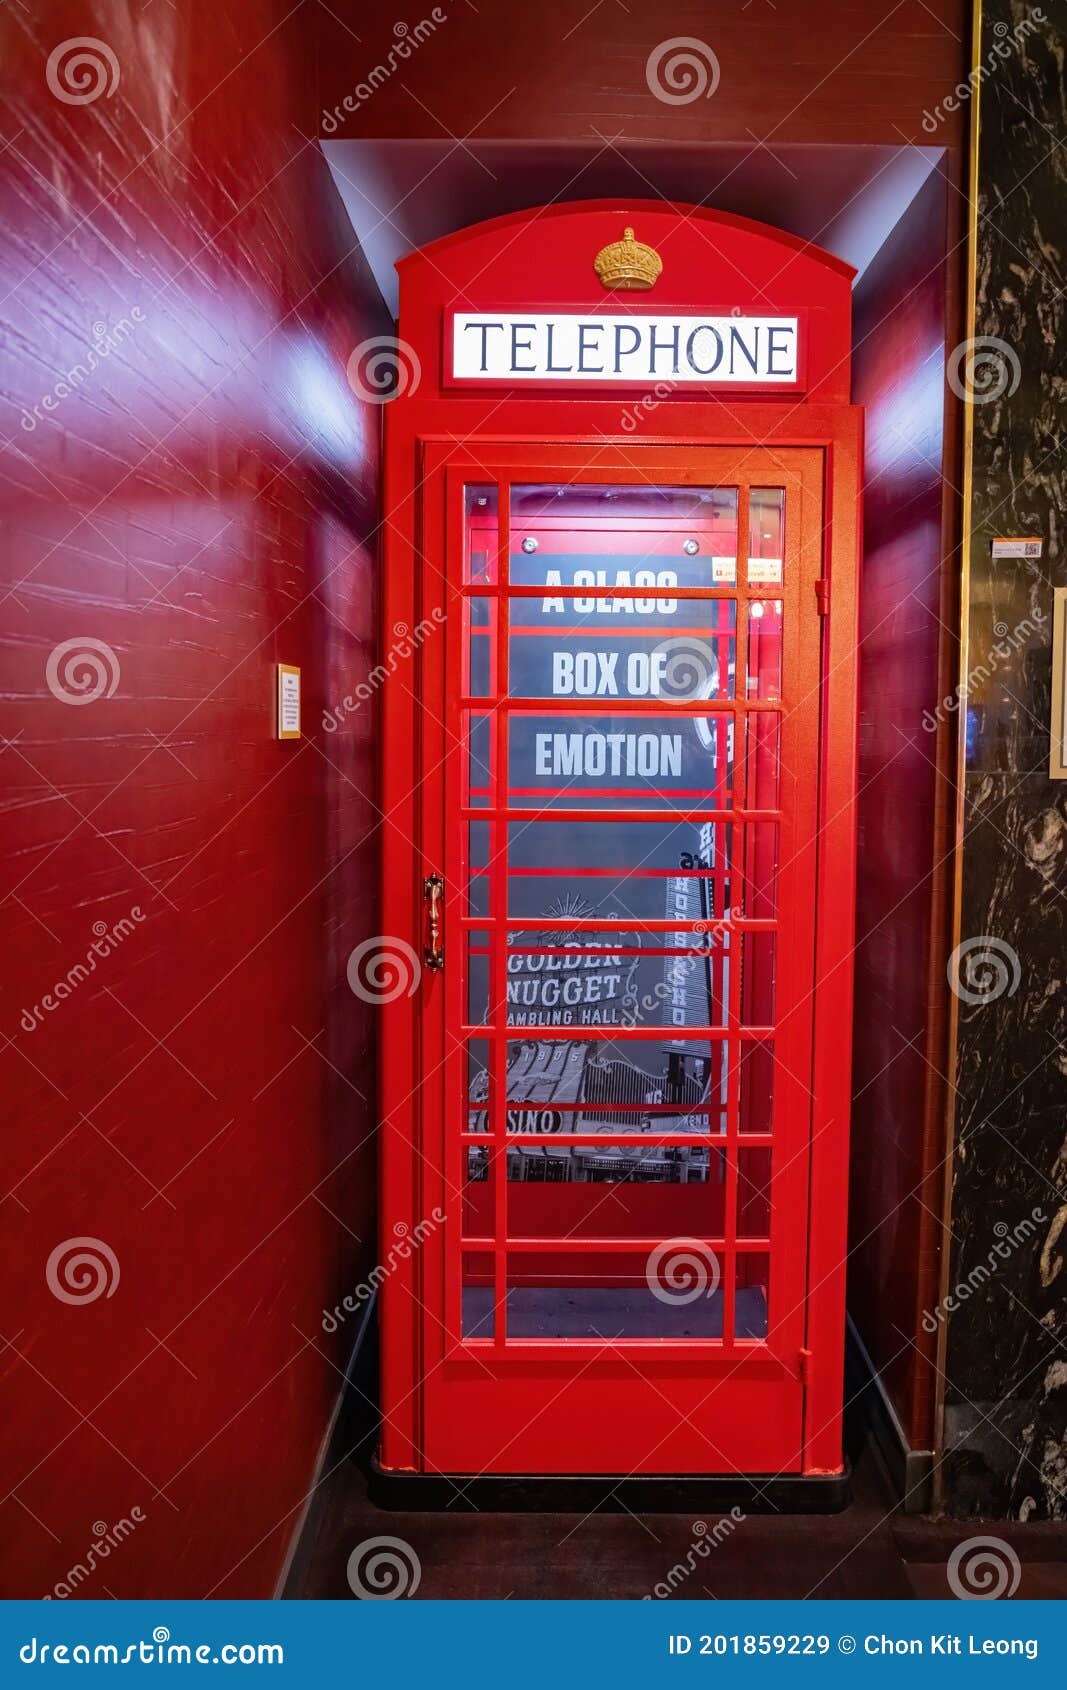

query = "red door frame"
[378,203,862,1479]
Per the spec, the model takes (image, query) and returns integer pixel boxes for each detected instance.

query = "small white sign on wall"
[991,537,1043,560]
[277,664,301,739]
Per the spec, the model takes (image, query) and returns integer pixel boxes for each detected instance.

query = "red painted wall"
[0,0,387,1596]
[848,170,956,1451]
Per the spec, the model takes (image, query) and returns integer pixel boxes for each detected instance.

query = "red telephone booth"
[377,201,860,1504]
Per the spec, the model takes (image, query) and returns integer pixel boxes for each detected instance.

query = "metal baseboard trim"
[367,1457,851,1514]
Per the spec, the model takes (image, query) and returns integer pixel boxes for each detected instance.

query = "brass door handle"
[424,872,444,970]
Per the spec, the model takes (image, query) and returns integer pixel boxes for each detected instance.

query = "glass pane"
[737,1148,771,1239]
[500,1033,716,1107]
[744,711,780,810]
[512,565,705,616]
[741,822,778,919]
[747,601,783,700]
[464,1064,725,1138]
[509,483,739,592]
[467,932,492,1025]
[507,1141,728,1238]
[502,942,634,1031]
[466,713,492,804]
[505,1254,726,1339]
[462,1252,495,1337]
[736,1251,770,1339]
[465,485,497,584]
[741,932,775,1028]
[503,925,720,955]
[738,1040,774,1135]
[468,874,490,918]
[508,1140,716,1183]
[465,599,495,698]
[747,488,783,588]
[507,712,733,810]
[467,820,492,917]
[478,942,729,1033]
[469,820,490,867]
[497,1103,720,1135]
[463,1145,494,1235]
[467,1039,490,1125]
[508,619,735,703]
[504,836,772,931]
[506,819,732,920]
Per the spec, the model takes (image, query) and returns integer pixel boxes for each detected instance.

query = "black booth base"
[367,1456,851,1514]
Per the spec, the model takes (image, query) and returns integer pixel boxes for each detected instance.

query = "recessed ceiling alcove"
[321,138,943,316]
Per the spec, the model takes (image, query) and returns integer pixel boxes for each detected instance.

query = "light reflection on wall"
[282,336,369,467]
[863,348,944,479]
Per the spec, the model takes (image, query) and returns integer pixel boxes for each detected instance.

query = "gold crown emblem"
[593,226,663,292]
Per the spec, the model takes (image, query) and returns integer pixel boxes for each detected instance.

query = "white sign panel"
[276,663,301,739]
[450,312,800,386]
[747,557,783,585]
[991,537,1043,559]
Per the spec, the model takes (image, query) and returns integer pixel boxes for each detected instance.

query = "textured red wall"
[0,0,387,1596]
[848,170,956,1451]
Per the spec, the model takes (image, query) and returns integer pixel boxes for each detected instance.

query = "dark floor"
[290,1344,1067,1600]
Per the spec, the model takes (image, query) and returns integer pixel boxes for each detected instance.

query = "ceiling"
[322,138,943,318]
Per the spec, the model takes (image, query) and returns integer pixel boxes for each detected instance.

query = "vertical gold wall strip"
[934,0,984,1501]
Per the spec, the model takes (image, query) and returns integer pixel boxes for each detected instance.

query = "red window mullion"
[721,487,751,1347]
[490,480,511,1348]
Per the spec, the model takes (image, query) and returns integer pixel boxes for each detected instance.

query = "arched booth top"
[395,200,855,405]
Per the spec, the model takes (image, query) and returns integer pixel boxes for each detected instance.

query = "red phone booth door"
[416,444,826,1477]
